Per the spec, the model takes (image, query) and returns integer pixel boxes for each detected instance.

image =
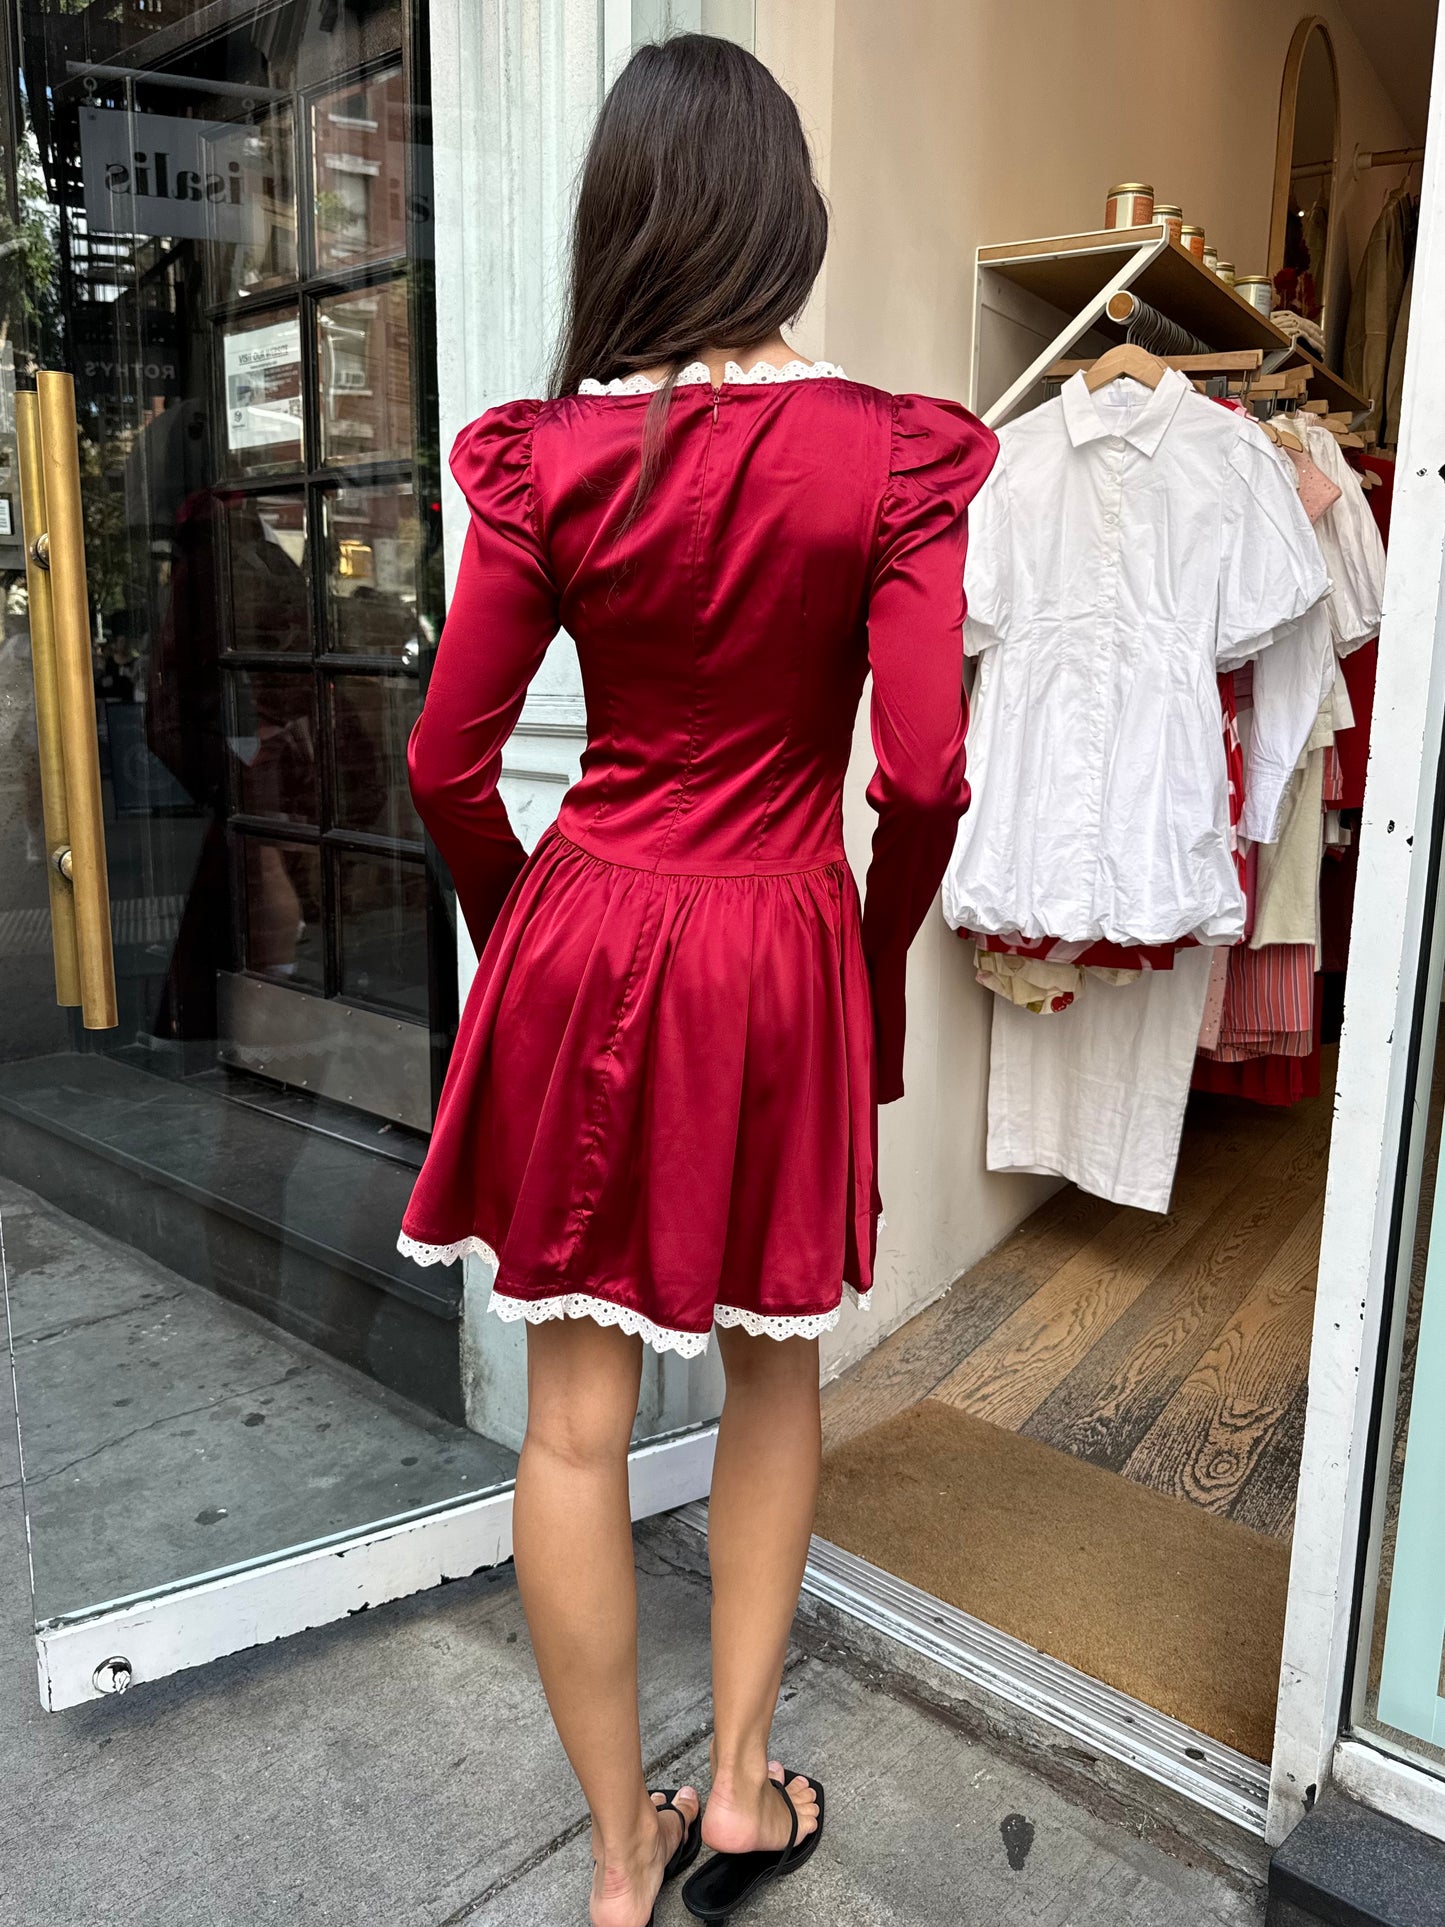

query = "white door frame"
[1266,9,1445,1846]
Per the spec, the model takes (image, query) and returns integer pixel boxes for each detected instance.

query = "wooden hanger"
[1275,423,1305,452]
[1084,343,1168,392]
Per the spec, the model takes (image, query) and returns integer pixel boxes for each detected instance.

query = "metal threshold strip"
[676,1505,1269,1837]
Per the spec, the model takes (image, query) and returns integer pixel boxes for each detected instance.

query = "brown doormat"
[815,1397,1290,1760]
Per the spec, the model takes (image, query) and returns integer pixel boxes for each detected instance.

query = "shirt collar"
[1060,366,1189,457]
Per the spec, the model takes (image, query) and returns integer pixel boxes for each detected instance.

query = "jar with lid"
[1180,224,1207,261]
[1154,203,1184,246]
[1215,260,1236,286]
[1202,245,1218,272]
[1104,182,1154,229]
[1235,276,1274,315]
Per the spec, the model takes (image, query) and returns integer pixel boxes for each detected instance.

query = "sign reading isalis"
[81,109,263,243]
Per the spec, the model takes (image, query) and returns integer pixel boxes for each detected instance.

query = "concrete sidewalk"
[1,1391,1268,1926]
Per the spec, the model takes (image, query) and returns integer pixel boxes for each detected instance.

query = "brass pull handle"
[15,376,118,1029]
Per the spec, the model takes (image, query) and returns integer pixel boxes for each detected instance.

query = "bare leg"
[513,1318,698,1927]
[702,1328,823,1855]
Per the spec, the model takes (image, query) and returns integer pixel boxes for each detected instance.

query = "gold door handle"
[15,375,118,1029]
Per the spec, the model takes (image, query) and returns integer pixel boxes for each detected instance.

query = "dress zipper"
[711,382,721,424]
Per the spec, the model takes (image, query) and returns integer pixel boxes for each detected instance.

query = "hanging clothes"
[1343,190,1418,443]
[1383,264,1414,451]
[944,370,1328,950]
[945,371,1330,1212]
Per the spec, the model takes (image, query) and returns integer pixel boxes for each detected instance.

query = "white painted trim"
[1333,1738,1445,1848]
[36,1428,717,1710]
[677,1506,1269,1836]
[1267,12,1445,1846]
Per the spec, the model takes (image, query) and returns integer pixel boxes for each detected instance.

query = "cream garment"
[945,371,1328,947]
[1251,696,1335,954]
[987,948,1216,1215]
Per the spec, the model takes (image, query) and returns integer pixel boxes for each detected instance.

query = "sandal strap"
[770,1776,801,1857]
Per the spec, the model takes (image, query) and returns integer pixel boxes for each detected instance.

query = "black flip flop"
[646,1787,703,1925]
[680,1769,825,1921]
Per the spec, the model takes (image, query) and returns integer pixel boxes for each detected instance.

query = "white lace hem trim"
[487,1287,871,1356]
[579,358,845,396]
[396,1231,870,1356]
[398,1231,499,1268]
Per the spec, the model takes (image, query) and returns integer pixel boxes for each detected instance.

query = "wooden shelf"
[978,227,1368,416]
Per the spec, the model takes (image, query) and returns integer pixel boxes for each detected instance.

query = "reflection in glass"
[241,835,323,990]
[338,854,428,1016]
[222,307,305,475]
[229,669,320,824]
[317,279,412,466]
[312,67,408,270]
[226,492,309,652]
[324,483,423,653]
[205,108,298,303]
[332,676,422,839]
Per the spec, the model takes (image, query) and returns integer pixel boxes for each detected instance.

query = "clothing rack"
[1352,144,1425,177]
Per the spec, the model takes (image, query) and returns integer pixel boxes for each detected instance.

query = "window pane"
[331,675,421,839]
[240,837,324,991]
[317,279,412,467]
[311,67,407,271]
[205,107,298,304]
[324,482,424,655]
[1356,969,1445,1778]
[228,669,320,825]
[337,853,427,1016]
[221,307,304,475]
[226,493,310,653]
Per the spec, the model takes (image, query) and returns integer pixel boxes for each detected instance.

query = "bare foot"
[590,1786,699,1927]
[702,1766,819,1857]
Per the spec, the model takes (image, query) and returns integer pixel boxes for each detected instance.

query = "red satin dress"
[397,365,996,1355]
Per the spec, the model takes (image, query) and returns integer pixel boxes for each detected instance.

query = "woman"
[398,33,995,1927]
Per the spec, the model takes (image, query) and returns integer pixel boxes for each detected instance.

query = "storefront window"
[1355,884,1445,1774]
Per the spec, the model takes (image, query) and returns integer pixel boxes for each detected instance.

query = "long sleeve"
[862,393,998,1103]
[409,401,559,952]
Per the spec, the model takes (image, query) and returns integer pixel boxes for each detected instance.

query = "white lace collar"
[579,358,845,396]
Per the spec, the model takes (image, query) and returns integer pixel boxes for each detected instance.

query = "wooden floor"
[822,1056,1336,1540]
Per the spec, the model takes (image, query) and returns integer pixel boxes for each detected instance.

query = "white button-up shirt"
[944,371,1329,946]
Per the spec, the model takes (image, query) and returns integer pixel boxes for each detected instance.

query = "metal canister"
[1180,224,1207,261]
[1202,246,1218,273]
[1215,260,1236,286]
[1235,276,1274,315]
[1104,182,1154,229]
[1154,203,1184,246]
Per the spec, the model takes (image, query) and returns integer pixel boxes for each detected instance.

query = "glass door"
[0,0,718,1707]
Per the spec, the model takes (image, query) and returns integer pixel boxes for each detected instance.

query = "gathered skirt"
[398,826,878,1356]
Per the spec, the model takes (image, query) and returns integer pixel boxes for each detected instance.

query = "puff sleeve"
[961,454,1012,653]
[863,394,999,1103]
[408,401,559,951]
[1216,421,1329,670]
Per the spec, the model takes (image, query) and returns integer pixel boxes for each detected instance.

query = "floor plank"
[821,1185,1120,1452]
[1019,1109,1328,1471]
[1120,1195,1325,1515]
[930,1110,1277,1432]
[1230,1378,1310,1538]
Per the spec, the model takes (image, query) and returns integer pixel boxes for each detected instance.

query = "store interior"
[811,1,1435,1767]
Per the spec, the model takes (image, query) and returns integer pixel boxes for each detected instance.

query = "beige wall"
[756,0,1424,1377]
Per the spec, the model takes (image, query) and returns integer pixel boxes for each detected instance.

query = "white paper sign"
[224,318,303,453]
[81,109,261,243]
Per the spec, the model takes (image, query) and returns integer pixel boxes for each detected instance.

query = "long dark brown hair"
[551,34,828,514]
